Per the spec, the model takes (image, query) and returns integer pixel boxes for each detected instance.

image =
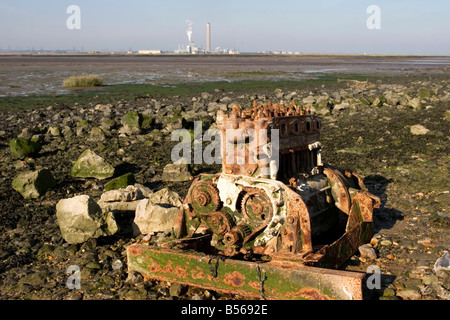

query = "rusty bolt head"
[286,216,294,224]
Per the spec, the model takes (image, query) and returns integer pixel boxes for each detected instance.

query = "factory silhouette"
[139,21,240,55]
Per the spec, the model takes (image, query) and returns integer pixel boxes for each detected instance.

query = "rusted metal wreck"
[127,100,381,300]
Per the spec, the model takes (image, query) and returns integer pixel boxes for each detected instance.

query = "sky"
[0,0,449,54]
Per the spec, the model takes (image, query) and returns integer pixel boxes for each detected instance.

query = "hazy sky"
[0,0,449,54]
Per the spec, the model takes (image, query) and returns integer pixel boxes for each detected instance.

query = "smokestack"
[207,23,211,53]
[186,20,193,43]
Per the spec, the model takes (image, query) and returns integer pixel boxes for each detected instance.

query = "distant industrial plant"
[138,21,240,55]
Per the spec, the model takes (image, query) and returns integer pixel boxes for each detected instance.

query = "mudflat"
[1,54,449,96]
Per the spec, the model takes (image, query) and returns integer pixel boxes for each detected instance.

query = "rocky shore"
[0,75,448,300]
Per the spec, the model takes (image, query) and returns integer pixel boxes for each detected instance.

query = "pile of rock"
[55,184,183,244]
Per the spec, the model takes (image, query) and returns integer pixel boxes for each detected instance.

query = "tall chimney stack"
[206,23,211,53]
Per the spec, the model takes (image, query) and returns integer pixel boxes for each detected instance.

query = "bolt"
[286,216,294,224]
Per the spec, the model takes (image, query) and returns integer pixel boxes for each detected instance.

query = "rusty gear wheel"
[241,189,273,224]
[190,181,221,214]
[205,211,232,235]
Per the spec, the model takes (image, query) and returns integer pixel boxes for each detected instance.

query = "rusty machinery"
[127,100,381,300]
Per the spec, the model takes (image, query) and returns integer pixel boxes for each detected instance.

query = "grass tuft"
[63,74,103,88]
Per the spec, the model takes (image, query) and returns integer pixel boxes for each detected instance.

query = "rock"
[164,115,185,131]
[148,187,183,207]
[100,185,145,202]
[56,195,118,244]
[379,239,392,246]
[120,111,143,135]
[193,101,205,112]
[9,138,41,159]
[382,287,396,297]
[98,184,151,213]
[274,88,284,99]
[104,173,136,191]
[445,110,450,122]
[12,169,56,199]
[47,126,61,137]
[207,102,228,113]
[396,289,422,300]
[141,114,154,130]
[18,127,34,139]
[76,120,90,136]
[62,126,74,139]
[201,92,212,100]
[302,95,315,105]
[100,117,116,132]
[133,199,179,235]
[433,251,450,273]
[18,271,48,287]
[169,283,184,297]
[89,127,106,141]
[111,259,123,271]
[410,124,430,135]
[371,97,382,108]
[71,149,115,180]
[126,271,144,285]
[161,163,192,182]
[418,88,433,99]
[333,102,350,111]
[358,244,377,260]
[408,97,422,109]
[436,285,450,300]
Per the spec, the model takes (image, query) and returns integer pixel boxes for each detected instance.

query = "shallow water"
[0,55,448,97]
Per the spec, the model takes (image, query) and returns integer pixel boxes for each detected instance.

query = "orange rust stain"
[248,281,260,290]
[174,265,188,277]
[149,259,163,273]
[223,271,245,287]
[190,266,206,280]
[127,245,145,257]
[286,287,331,300]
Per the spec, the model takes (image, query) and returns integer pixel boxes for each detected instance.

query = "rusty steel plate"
[127,244,366,300]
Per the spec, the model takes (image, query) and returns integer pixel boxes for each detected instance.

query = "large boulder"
[12,169,56,199]
[97,184,152,213]
[56,195,118,244]
[161,163,192,182]
[133,199,179,235]
[71,149,115,180]
[120,111,143,135]
[148,187,183,207]
[9,138,41,159]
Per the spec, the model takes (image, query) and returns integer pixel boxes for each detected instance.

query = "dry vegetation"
[63,74,103,88]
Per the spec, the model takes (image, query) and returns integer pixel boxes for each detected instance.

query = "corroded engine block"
[173,100,381,269]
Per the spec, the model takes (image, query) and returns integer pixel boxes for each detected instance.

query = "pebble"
[169,283,184,297]
[358,245,378,259]
[396,289,422,300]
[126,271,144,286]
[382,287,396,297]
[112,259,123,271]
